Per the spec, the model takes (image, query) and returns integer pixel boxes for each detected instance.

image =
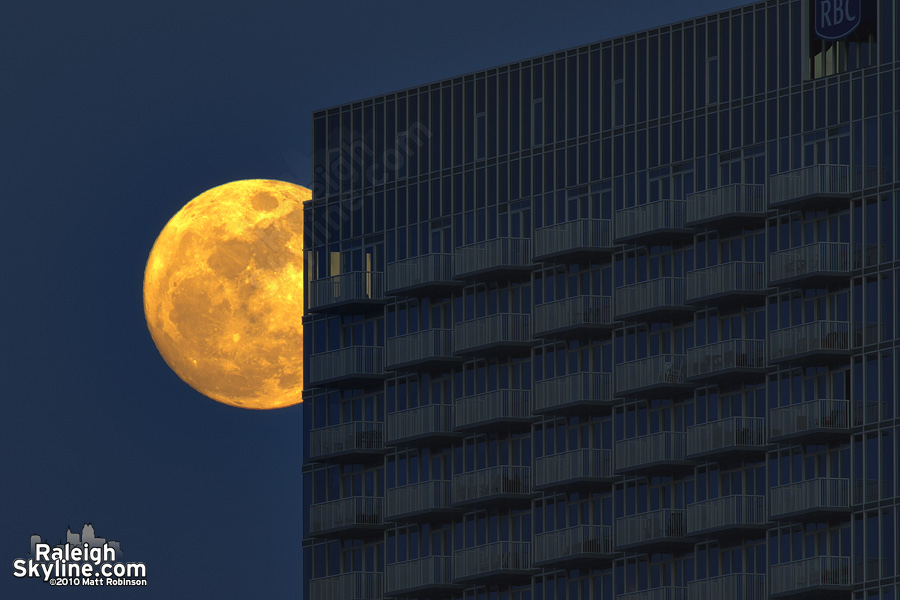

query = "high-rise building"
[302,1,899,598]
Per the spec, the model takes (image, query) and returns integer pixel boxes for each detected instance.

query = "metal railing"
[615,432,687,473]
[385,556,455,595]
[453,313,532,354]
[686,183,767,225]
[615,354,688,396]
[768,242,852,284]
[686,261,766,302]
[534,449,614,488]
[454,390,532,430]
[686,574,766,600]
[617,588,688,600]
[768,164,871,208]
[453,238,532,278]
[615,277,689,320]
[386,404,456,444]
[770,556,851,596]
[385,253,456,293]
[533,526,614,565]
[686,339,766,379]
[308,271,384,310]
[533,372,613,413]
[769,478,850,519]
[533,295,614,335]
[385,480,453,521]
[533,218,613,259]
[768,399,853,441]
[616,509,689,549]
[686,495,767,535]
[309,496,384,534]
[686,416,766,458]
[385,329,455,368]
[309,572,383,600]
[453,541,532,582]
[615,200,687,242]
[309,346,384,385]
[452,466,532,505]
[309,421,384,459]
[768,321,851,362]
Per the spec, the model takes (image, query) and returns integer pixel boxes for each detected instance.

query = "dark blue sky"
[2,1,747,597]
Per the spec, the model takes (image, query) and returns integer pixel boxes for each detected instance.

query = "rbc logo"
[815,0,862,40]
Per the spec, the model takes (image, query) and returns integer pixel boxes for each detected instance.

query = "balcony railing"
[768,399,855,444]
[533,295,614,338]
[533,526,614,568]
[687,574,766,600]
[769,478,851,521]
[453,541,534,584]
[770,556,852,597]
[453,313,532,355]
[686,261,767,304]
[686,339,766,382]
[534,449,614,490]
[309,496,384,537]
[614,200,691,245]
[385,329,460,370]
[615,432,692,475]
[385,556,459,597]
[385,404,460,446]
[768,164,877,209]
[686,416,767,460]
[768,242,853,286]
[686,183,768,226]
[768,321,853,364]
[615,354,692,398]
[309,572,383,600]
[452,466,533,507]
[533,372,614,415]
[617,588,688,600]
[309,421,384,461]
[385,253,459,295]
[309,347,385,386]
[533,218,615,262]
[455,390,532,431]
[453,238,532,280]
[686,495,767,537]
[308,271,385,312]
[615,277,692,321]
[615,509,692,551]
[385,480,456,522]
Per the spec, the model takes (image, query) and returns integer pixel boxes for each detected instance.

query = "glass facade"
[303,1,900,599]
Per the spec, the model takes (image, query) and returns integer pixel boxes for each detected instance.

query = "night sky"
[2,1,748,597]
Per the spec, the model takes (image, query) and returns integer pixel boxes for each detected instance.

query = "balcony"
[534,449,615,491]
[533,295,615,339]
[686,574,766,600]
[686,183,768,227]
[686,261,767,305]
[618,588,688,600]
[385,404,461,446]
[533,218,615,262]
[309,572,382,600]
[686,339,766,383]
[452,466,533,507]
[768,243,853,287]
[615,432,692,475]
[309,421,385,462]
[455,390,533,432]
[615,355,692,398]
[768,399,856,444]
[768,321,853,365]
[386,556,460,597]
[453,313,532,356]
[769,478,851,521]
[615,509,692,552]
[686,416,767,461]
[309,347,385,387]
[686,495,767,537]
[533,372,613,415]
[614,200,691,245]
[385,329,461,371]
[308,271,385,313]
[453,541,535,585]
[385,480,457,522]
[533,525,614,568]
[453,238,532,281]
[309,496,384,538]
[770,556,852,598]
[385,253,460,296]
[768,164,875,210]
[615,277,692,322]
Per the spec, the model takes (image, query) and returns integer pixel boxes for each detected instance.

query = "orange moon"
[143,180,310,409]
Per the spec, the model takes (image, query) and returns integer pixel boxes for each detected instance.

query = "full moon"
[143,180,310,409]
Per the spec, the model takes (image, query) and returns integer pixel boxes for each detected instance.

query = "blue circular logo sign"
[814,0,863,41]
